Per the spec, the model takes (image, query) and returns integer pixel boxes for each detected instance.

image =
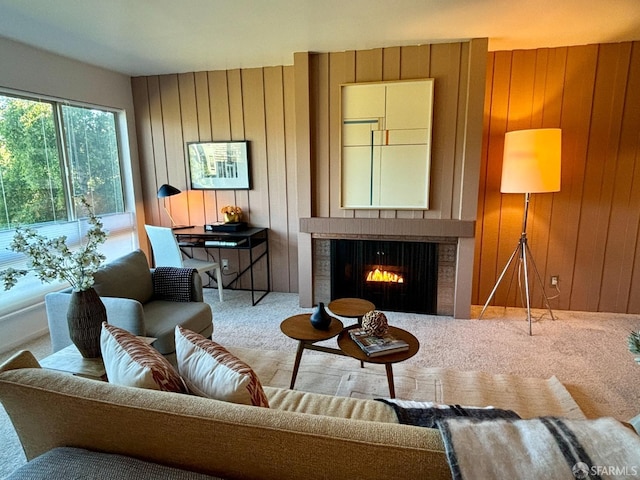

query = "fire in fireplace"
[331,239,438,314]
[366,268,404,283]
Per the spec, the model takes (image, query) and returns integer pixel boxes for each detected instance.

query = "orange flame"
[366,268,404,283]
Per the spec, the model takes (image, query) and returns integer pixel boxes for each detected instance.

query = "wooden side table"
[280,314,344,389]
[39,337,157,381]
[39,343,107,380]
[337,326,420,398]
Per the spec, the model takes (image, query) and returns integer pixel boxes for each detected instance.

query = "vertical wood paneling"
[131,77,158,232]
[612,44,640,313]
[283,65,299,292]
[208,70,233,222]
[328,52,347,219]
[552,45,597,311]
[264,66,289,292]
[147,76,169,226]
[178,73,206,228]
[316,54,331,218]
[476,51,511,305]
[132,62,300,293]
[430,43,462,221]
[571,43,631,311]
[158,75,189,227]
[475,41,640,314]
[472,50,495,303]
[328,51,355,219]
[241,68,269,290]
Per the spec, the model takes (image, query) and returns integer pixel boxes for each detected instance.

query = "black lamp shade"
[157,184,181,198]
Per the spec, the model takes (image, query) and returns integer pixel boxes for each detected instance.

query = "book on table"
[349,328,409,357]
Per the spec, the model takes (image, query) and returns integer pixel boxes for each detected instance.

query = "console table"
[174,226,270,305]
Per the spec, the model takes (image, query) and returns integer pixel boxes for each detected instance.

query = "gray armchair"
[45,249,213,361]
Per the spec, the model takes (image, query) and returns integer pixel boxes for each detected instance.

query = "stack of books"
[349,328,409,357]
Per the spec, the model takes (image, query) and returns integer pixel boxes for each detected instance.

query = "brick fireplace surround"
[299,217,476,319]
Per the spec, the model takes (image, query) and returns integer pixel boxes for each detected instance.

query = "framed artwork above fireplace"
[340,79,434,210]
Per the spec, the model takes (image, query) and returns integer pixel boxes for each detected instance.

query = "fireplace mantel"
[298,217,476,319]
[299,217,475,239]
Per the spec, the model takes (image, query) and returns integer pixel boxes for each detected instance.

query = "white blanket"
[438,417,640,480]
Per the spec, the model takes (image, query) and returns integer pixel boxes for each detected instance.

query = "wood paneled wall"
[474,42,640,314]
[295,40,488,315]
[304,41,484,221]
[131,67,299,293]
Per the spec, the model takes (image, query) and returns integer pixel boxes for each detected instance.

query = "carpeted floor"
[1,290,639,478]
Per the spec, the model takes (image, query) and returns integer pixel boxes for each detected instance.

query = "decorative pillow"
[100,323,187,393]
[175,326,269,407]
[376,398,520,428]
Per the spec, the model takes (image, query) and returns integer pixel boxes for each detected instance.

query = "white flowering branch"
[0,197,107,291]
[629,330,640,365]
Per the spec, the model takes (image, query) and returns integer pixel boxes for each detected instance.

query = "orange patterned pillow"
[101,323,186,393]
[175,326,269,407]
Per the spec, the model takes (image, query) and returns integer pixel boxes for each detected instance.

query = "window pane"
[61,105,124,216]
[0,95,65,229]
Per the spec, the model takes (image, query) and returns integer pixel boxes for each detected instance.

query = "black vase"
[66,287,107,358]
[310,302,332,330]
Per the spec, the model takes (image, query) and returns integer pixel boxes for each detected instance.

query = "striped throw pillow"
[101,323,187,393]
[175,326,269,407]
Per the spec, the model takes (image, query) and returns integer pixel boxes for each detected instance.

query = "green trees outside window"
[0,94,124,230]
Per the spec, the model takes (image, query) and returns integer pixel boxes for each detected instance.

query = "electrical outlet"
[551,275,559,286]
[222,259,229,271]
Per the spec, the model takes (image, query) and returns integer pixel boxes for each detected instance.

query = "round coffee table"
[327,298,375,325]
[337,326,419,398]
[280,314,344,389]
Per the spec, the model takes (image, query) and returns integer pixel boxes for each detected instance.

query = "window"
[0,92,135,314]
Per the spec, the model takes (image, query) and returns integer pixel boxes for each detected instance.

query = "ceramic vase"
[66,287,107,358]
[309,302,332,330]
[224,213,240,223]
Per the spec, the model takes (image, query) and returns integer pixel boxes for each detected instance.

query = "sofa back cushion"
[93,249,153,304]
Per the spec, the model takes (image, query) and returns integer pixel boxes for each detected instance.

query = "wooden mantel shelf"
[299,217,475,239]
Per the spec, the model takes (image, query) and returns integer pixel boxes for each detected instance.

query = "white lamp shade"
[501,128,561,193]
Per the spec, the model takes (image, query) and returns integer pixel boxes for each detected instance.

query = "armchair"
[45,249,213,361]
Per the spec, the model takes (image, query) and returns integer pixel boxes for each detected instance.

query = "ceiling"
[0,0,639,77]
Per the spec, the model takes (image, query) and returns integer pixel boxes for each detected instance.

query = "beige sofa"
[0,350,450,480]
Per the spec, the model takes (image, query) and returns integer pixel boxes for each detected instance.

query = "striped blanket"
[438,417,640,480]
[376,399,520,428]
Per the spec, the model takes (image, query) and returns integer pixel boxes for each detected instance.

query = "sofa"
[0,350,449,480]
[44,249,213,360]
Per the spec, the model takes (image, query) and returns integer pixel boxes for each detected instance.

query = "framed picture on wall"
[187,141,251,190]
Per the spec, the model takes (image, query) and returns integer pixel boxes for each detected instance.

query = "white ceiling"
[0,0,639,77]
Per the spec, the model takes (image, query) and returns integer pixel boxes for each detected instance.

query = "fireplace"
[330,239,438,314]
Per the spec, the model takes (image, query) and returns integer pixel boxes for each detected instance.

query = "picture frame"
[187,141,251,190]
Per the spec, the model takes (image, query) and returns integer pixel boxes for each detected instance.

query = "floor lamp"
[479,128,562,335]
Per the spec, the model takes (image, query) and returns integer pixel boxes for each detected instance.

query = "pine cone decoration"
[361,310,388,336]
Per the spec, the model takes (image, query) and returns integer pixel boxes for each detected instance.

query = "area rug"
[227,346,585,420]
